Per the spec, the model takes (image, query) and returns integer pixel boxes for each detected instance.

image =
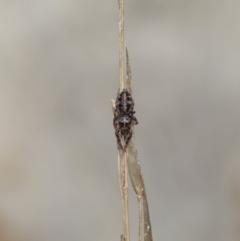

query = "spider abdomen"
[116,89,134,113]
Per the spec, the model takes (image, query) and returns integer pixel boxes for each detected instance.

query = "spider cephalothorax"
[113,89,138,151]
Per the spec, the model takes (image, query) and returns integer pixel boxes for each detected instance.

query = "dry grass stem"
[126,48,132,94]
[118,152,130,241]
[111,98,130,241]
[112,0,153,241]
[119,0,125,91]
[127,138,153,241]
[143,188,153,241]
[118,0,130,240]
[137,195,143,241]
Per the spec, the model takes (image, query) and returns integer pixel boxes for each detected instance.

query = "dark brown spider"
[113,89,138,151]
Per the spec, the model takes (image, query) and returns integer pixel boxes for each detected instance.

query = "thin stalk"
[117,151,130,241]
[121,153,130,241]
[118,0,130,240]
[119,0,125,91]
[113,1,153,241]
[126,48,132,94]
[137,195,143,241]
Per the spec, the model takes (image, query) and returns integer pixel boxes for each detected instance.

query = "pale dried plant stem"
[126,48,132,93]
[137,195,143,241]
[119,0,125,91]
[118,152,130,241]
[126,47,144,241]
[114,1,153,241]
[118,0,130,241]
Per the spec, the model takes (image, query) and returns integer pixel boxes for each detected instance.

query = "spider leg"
[132,116,138,125]
[113,116,119,129]
[124,128,132,151]
[115,129,123,150]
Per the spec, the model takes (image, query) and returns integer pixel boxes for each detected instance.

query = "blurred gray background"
[0,0,240,240]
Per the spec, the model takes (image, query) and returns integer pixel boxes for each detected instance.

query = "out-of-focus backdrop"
[0,0,240,240]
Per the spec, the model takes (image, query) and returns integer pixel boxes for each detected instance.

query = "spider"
[113,89,138,151]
